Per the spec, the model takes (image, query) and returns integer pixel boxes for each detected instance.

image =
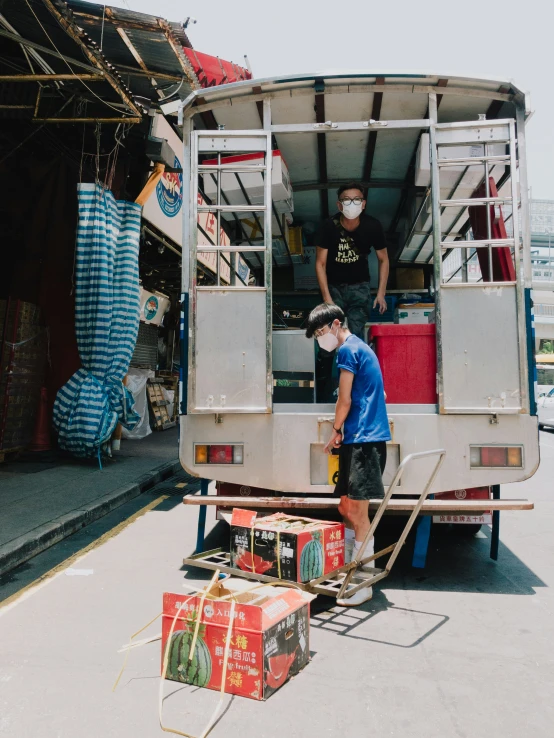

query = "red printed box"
[230,510,345,583]
[162,582,311,700]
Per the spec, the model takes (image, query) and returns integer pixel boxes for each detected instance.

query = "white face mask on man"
[316,323,339,352]
[341,201,364,220]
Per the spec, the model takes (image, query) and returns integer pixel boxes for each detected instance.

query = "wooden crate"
[0,446,24,463]
[146,379,176,431]
[155,371,179,422]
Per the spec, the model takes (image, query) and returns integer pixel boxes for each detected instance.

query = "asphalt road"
[1,432,553,738]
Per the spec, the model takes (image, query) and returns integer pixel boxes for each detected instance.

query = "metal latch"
[313,121,338,129]
[363,119,388,127]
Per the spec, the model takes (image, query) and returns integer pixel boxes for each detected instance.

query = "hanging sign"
[139,287,170,326]
[142,115,249,285]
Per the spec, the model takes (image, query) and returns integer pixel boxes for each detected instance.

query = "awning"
[0,0,142,123]
[67,1,199,107]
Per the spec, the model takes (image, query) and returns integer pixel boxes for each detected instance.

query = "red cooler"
[370,324,437,404]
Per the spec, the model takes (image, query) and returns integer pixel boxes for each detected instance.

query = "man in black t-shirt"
[314,182,389,401]
[315,182,389,334]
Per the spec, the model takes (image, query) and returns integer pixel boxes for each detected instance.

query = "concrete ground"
[0,429,181,576]
[0,431,552,737]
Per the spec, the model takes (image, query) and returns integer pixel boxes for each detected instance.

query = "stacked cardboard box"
[0,300,45,450]
[230,510,345,583]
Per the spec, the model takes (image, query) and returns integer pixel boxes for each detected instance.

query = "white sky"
[87,0,554,199]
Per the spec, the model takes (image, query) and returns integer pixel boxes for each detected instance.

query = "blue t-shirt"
[337,335,391,444]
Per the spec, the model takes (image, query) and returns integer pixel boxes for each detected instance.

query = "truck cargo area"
[177,73,538,497]
[182,74,527,417]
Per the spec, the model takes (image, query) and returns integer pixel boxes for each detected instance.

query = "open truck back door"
[185,130,273,414]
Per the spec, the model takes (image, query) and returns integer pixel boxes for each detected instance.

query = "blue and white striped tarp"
[53,183,141,458]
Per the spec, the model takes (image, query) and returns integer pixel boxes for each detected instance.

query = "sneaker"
[336,585,373,607]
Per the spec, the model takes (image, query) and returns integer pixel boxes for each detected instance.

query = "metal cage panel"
[440,285,521,413]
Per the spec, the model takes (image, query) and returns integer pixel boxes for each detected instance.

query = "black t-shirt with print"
[316,212,386,285]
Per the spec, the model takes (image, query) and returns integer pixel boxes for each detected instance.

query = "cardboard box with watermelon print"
[162,580,313,700]
[230,509,345,583]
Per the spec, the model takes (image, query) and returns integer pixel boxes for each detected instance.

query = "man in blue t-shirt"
[305,302,391,606]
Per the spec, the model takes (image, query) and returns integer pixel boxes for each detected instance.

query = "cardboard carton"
[162,580,312,700]
[230,509,344,583]
[395,267,425,290]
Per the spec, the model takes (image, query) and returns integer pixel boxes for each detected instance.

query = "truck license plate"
[433,514,492,525]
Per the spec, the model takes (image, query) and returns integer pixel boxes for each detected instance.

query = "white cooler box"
[202,150,293,218]
[394,303,435,325]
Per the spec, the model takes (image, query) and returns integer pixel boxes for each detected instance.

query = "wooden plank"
[0,446,25,463]
[182,495,534,512]
[135,163,165,207]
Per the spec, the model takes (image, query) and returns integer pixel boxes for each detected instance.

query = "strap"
[115,575,274,738]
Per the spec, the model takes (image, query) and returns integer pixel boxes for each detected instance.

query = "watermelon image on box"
[166,616,212,687]
[230,510,344,583]
[300,532,324,581]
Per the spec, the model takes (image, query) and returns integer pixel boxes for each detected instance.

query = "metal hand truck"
[183,449,445,603]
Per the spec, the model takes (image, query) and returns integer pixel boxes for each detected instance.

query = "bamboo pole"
[113,64,183,83]
[0,74,103,82]
[32,117,142,124]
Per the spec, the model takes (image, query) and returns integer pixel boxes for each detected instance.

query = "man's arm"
[315,247,333,304]
[373,247,389,314]
[324,369,354,452]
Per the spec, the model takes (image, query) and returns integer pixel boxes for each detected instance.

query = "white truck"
[172,71,538,572]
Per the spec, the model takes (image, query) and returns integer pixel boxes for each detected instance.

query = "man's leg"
[342,282,372,341]
[335,445,374,607]
[338,495,374,565]
[335,443,387,606]
[338,496,370,543]
[336,496,374,606]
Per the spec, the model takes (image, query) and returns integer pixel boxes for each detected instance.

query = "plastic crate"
[370,324,437,404]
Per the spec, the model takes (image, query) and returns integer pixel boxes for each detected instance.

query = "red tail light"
[208,445,233,464]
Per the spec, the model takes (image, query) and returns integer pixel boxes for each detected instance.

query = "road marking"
[0,493,169,616]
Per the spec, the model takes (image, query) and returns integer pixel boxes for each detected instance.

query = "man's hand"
[324,428,342,453]
[373,294,387,314]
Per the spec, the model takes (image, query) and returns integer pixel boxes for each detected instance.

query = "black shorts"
[333,442,387,501]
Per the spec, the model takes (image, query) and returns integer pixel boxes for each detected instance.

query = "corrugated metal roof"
[67,1,199,107]
[0,0,142,120]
